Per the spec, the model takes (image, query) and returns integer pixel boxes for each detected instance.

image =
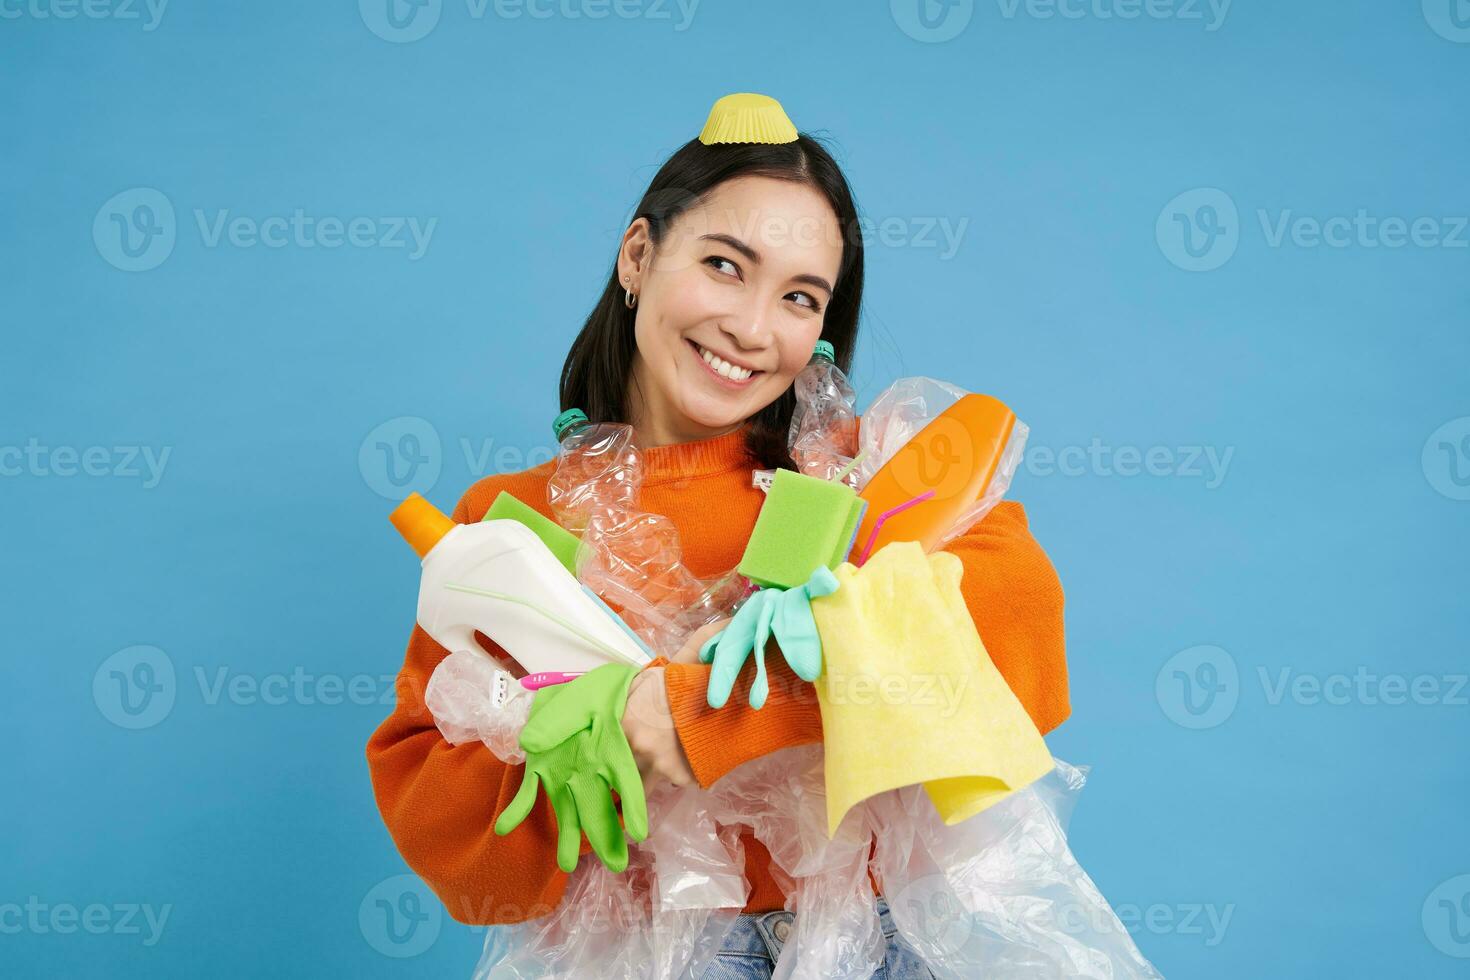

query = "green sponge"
[738,469,867,589]
[482,491,581,574]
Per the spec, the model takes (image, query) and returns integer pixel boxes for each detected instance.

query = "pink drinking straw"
[855,490,935,566]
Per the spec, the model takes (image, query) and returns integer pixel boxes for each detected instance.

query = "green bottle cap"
[552,408,589,441]
[812,340,835,363]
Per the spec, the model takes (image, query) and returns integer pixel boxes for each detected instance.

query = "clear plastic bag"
[475,746,1163,979]
[424,649,532,763]
[473,782,747,980]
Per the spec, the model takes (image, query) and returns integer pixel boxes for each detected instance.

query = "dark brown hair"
[558,134,864,470]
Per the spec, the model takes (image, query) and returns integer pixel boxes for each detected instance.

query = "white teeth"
[697,344,753,381]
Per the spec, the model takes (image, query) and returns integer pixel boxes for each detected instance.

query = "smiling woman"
[366,94,1070,980]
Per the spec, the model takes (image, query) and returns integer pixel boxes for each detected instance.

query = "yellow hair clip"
[698,93,799,146]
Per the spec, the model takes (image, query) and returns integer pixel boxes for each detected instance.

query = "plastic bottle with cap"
[388,492,651,676]
[788,339,859,485]
[545,408,644,536]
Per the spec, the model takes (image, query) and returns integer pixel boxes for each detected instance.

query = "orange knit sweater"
[366,426,1070,925]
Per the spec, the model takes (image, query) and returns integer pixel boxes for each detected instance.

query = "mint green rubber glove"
[771,566,839,680]
[700,567,840,710]
[493,662,648,874]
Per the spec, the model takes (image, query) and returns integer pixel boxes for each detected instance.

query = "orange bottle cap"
[389,493,456,558]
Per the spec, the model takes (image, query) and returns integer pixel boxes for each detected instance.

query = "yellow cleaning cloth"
[810,541,1055,837]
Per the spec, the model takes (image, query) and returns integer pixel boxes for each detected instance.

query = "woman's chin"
[678,395,751,436]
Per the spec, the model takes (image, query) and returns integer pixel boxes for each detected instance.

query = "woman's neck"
[625,368,744,448]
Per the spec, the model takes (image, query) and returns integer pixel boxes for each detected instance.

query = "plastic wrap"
[425,649,532,763]
[473,782,747,980]
[547,418,749,659]
[852,376,1030,549]
[463,388,1159,978]
[476,746,1162,979]
[787,348,859,486]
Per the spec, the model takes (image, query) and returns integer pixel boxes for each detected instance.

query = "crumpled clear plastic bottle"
[547,409,748,659]
[787,340,859,487]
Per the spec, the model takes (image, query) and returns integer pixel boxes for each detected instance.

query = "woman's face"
[619,175,843,445]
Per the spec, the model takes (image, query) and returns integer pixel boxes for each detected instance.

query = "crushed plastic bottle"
[547,409,749,659]
[787,340,859,486]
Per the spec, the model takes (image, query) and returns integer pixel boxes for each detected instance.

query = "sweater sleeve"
[938,500,1071,735]
[365,493,588,926]
[663,655,826,789]
[663,499,1070,789]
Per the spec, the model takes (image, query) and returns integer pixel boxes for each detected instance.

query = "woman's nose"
[717,299,773,351]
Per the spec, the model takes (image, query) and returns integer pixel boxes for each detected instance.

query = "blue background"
[3,0,1467,976]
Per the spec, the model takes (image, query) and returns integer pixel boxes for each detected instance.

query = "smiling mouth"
[688,340,761,386]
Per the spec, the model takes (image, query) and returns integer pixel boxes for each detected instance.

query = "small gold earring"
[624,287,638,309]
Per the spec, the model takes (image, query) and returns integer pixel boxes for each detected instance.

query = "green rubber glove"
[492,662,648,874]
[700,567,840,710]
[701,587,777,709]
[771,566,839,681]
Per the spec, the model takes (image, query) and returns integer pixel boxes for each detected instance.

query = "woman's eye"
[788,291,822,313]
[705,255,739,278]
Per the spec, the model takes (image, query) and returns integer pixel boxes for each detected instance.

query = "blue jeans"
[703,896,935,979]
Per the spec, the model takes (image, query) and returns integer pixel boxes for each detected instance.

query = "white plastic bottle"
[389,493,651,675]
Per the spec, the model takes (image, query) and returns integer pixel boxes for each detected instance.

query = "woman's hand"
[619,619,729,790]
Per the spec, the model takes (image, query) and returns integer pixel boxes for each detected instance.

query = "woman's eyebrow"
[699,232,760,263]
[699,232,834,298]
